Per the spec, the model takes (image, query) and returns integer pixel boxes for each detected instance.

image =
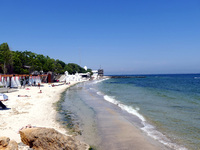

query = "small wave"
[103,95,145,121]
[194,77,200,79]
[141,123,187,150]
[119,103,146,122]
[93,78,109,84]
[104,95,119,105]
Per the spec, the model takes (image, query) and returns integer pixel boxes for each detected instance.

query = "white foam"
[103,95,145,121]
[142,123,187,150]
[97,91,103,96]
[104,95,119,105]
[93,78,109,84]
[119,104,146,122]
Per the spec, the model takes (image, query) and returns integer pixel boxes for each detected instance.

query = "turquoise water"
[96,74,200,150]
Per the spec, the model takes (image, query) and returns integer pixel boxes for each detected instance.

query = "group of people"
[20,79,40,88]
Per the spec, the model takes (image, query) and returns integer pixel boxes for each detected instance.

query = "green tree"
[65,63,87,74]
[64,65,73,74]
[12,51,22,74]
[36,54,46,71]
[42,56,56,72]
[0,43,13,74]
[54,59,65,74]
[1,42,90,75]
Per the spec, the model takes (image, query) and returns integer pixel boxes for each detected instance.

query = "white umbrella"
[0,93,8,101]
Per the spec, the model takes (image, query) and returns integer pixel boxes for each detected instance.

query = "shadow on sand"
[0,107,11,111]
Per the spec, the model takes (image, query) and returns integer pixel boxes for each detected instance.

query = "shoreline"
[1,79,177,150]
[59,81,171,150]
[0,82,85,148]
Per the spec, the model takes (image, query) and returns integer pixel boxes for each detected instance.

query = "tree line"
[0,43,92,75]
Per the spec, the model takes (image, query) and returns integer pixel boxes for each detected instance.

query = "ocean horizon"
[106,73,200,76]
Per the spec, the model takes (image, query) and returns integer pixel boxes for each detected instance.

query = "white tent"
[11,76,21,88]
[0,93,8,101]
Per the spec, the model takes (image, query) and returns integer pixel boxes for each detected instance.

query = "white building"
[92,70,99,80]
[64,71,90,83]
[84,66,87,71]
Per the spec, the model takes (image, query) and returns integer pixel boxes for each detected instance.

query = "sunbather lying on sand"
[18,95,31,97]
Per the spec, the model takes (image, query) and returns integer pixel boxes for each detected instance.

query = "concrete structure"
[92,70,98,80]
[91,69,104,80]
[98,69,104,77]
[64,71,90,83]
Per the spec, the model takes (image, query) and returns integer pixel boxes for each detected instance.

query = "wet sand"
[97,106,167,150]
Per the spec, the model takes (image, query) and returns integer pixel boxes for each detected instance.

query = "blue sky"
[1,0,200,75]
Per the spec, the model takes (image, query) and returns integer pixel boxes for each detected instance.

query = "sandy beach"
[0,82,77,145]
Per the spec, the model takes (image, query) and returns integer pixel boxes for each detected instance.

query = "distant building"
[64,71,90,83]
[92,70,98,79]
[91,69,104,79]
[98,69,104,77]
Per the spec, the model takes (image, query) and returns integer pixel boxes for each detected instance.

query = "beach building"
[91,69,104,80]
[84,66,87,71]
[98,69,104,77]
[92,70,98,79]
[64,71,90,83]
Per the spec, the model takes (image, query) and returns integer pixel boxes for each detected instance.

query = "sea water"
[59,74,200,150]
[97,74,200,150]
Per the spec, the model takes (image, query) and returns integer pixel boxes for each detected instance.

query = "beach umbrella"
[0,93,8,101]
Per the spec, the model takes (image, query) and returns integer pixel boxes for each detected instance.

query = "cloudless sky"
[1,0,200,75]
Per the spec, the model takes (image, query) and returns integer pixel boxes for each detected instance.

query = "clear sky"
[1,0,200,75]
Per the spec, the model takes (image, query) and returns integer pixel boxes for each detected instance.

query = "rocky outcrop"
[0,137,18,150]
[19,127,88,150]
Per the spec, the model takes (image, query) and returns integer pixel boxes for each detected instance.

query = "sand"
[0,82,77,143]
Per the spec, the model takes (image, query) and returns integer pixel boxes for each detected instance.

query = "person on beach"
[23,79,26,88]
[18,95,30,97]
[20,79,23,88]
[0,101,6,109]
[38,82,40,89]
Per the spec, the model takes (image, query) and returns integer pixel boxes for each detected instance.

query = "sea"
[58,74,200,150]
